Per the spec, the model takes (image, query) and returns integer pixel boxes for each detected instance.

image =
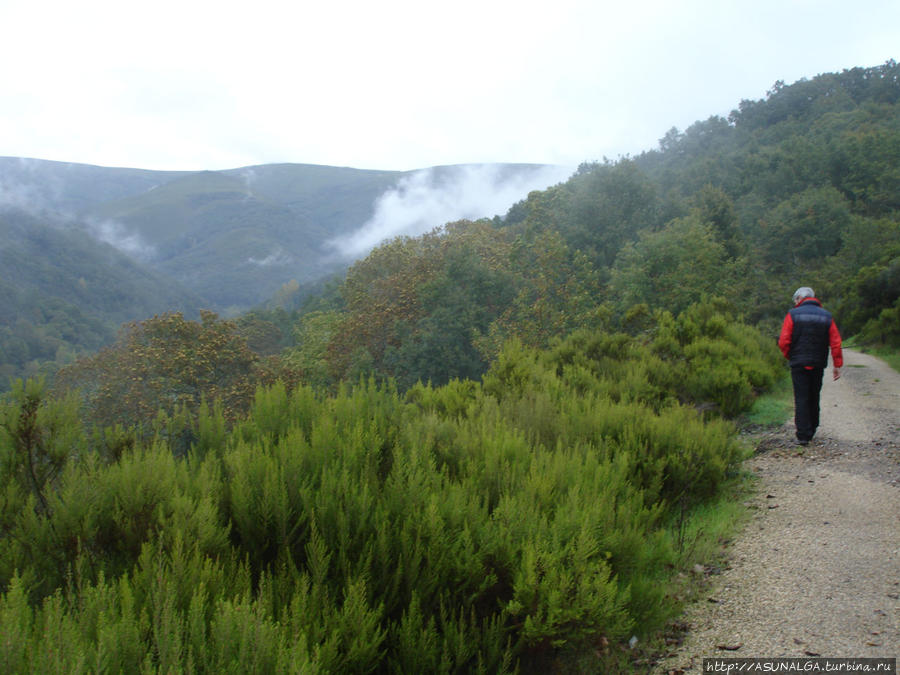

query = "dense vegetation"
[2,301,782,672]
[278,61,899,390]
[0,61,898,671]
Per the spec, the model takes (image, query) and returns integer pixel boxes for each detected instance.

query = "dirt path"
[655,349,900,670]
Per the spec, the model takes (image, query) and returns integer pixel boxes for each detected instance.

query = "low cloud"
[84,217,157,261]
[0,172,157,261]
[328,163,574,260]
[247,248,292,267]
[239,167,258,188]
[0,158,71,215]
[0,174,49,215]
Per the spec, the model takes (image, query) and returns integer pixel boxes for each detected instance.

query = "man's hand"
[833,367,841,380]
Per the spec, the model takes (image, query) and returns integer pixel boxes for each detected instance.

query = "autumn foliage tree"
[55,311,264,430]
[324,220,516,386]
[474,228,606,361]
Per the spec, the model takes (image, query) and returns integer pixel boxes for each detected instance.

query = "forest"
[0,61,898,672]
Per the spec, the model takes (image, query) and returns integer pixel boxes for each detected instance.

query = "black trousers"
[791,366,825,441]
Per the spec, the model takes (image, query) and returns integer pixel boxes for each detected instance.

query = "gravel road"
[654,349,900,670]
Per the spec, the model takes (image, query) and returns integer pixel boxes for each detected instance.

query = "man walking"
[778,287,843,446]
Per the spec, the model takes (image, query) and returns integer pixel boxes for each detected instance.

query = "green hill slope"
[87,170,338,309]
[0,208,203,384]
[0,156,187,214]
[222,163,406,238]
[0,210,202,321]
[1,161,414,312]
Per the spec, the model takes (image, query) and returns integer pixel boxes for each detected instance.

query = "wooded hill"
[0,60,897,673]
[0,160,558,387]
[5,60,897,390]
[280,59,899,391]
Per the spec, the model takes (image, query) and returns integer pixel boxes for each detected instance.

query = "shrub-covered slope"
[0,300,781,672]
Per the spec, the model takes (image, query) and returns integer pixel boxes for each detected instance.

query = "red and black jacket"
[778,298,843,369]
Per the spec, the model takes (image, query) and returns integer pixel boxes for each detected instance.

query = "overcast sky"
[1,0,897,172]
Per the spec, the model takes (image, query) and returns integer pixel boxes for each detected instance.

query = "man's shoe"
[797,439,809,446]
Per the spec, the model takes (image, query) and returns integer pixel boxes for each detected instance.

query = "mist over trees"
[0,162,573,388]
[283,60,899,389]
[0,61,898,672]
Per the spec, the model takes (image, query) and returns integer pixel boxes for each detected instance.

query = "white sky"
[1,0,897,172]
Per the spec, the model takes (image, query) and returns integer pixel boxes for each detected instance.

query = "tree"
[386,246,516,388]
[55,311,264,430]
[831,126,900,216]
[689,185,742,258]
[760,186,850,270]
[477,229,605,359]
[327,233,441,379]
[610,217,733,316]
[285,310,342,390]
[839,255,900,337]
[326,220,514,385]
[556,160,660,267]
[1,378,82,516]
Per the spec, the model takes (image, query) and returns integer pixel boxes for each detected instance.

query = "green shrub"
[0,305,783,671]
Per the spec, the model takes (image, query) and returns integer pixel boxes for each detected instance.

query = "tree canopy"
[281,60,900,389]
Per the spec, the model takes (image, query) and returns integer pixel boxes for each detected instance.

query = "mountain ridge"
[0,157,568,385]
[1,158,565,311]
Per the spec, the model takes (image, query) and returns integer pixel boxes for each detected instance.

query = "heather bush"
[0,303,779,671]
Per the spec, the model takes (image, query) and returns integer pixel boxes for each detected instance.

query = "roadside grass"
[742,372,793,429]
[842,336,900,374]
[640,469,758,667]
[861,346,900,373]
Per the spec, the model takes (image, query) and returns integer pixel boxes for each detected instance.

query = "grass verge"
[741,372,792,429]
[843,337,900,374]
[861,345,900,374]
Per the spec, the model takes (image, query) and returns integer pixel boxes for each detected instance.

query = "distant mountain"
[0,158,410,311]
[84,170,335,310]
[221,163,405,240]
[0,157,567,386]
[0,158,565,313]
[0,157,188,214]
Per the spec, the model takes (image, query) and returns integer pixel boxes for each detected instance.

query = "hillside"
[221,163,405,239]
[0,60,898,673]
[0,159,565,311]
[0,159,413,311]
[0,156,187,214]
[281,60,899,390]
[85,170,336,310]
[0,208,204,383]
[0,158,565,386]
[1,61,898,393]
